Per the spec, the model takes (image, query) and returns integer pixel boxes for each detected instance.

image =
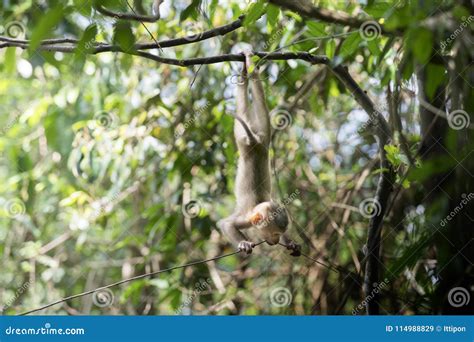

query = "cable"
[19,241,266,316]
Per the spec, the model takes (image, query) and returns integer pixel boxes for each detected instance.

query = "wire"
[19,241,266,316]
[124,0,163,53]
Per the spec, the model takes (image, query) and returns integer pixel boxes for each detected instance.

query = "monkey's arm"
[217,214,255,254]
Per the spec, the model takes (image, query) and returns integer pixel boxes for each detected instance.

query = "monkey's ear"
[250,212,263,225]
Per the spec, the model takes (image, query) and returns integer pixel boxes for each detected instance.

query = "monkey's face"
[249,202,289,245]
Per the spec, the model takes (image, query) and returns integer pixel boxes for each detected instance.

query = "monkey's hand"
[238,240,255,255]
[285,240,301,257]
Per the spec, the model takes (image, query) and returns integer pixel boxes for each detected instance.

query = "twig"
[0,15,244,52]
[95,2,160,22]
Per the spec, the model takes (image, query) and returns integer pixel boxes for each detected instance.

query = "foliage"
[0,0,472,315]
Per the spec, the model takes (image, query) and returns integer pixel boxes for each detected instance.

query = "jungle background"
[0,0,473,315]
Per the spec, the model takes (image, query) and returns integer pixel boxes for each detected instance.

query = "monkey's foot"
[286,241,301,257]
[238,241,255,255]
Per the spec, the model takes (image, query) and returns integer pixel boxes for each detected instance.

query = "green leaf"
[4,47,16,74]
[29,5,66,51]
[410,28,433,64]
[367,39,382,57]
[306,21,326,37]
[180,0,201,21]
[364,3,391,18]
[113,21,136,52]
[325,40,336,59]
[339,32,362,58]
[425,64,446,100]
[73,0,92,16]
[243,0,267,26]
[76,24,98,58]
[386,232,433,280]
[266,4,280,28]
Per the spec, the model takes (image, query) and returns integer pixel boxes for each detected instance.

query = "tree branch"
[328,64,394,315]
[94,2,160,22]
[268,0,394,35]
[0,15,245,52]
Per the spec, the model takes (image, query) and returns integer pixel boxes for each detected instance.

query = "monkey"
[217,51,301,256]
[152,0,161,18]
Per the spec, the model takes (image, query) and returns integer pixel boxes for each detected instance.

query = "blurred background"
[0,0,473,315]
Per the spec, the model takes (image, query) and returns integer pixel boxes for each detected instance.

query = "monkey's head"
[249,201,289,245]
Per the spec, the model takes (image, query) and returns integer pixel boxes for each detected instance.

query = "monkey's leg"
[217,214,255,254]
[245,54,271,146]
[234,66,256,146]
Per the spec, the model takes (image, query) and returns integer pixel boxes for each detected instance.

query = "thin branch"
[268,0,390,32]
[95,2,160,22]
[0,37,330,67]
[0,15,245,52]
[328,64,394,315]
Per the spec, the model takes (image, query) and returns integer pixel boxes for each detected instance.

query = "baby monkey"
[218,51,300,256]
